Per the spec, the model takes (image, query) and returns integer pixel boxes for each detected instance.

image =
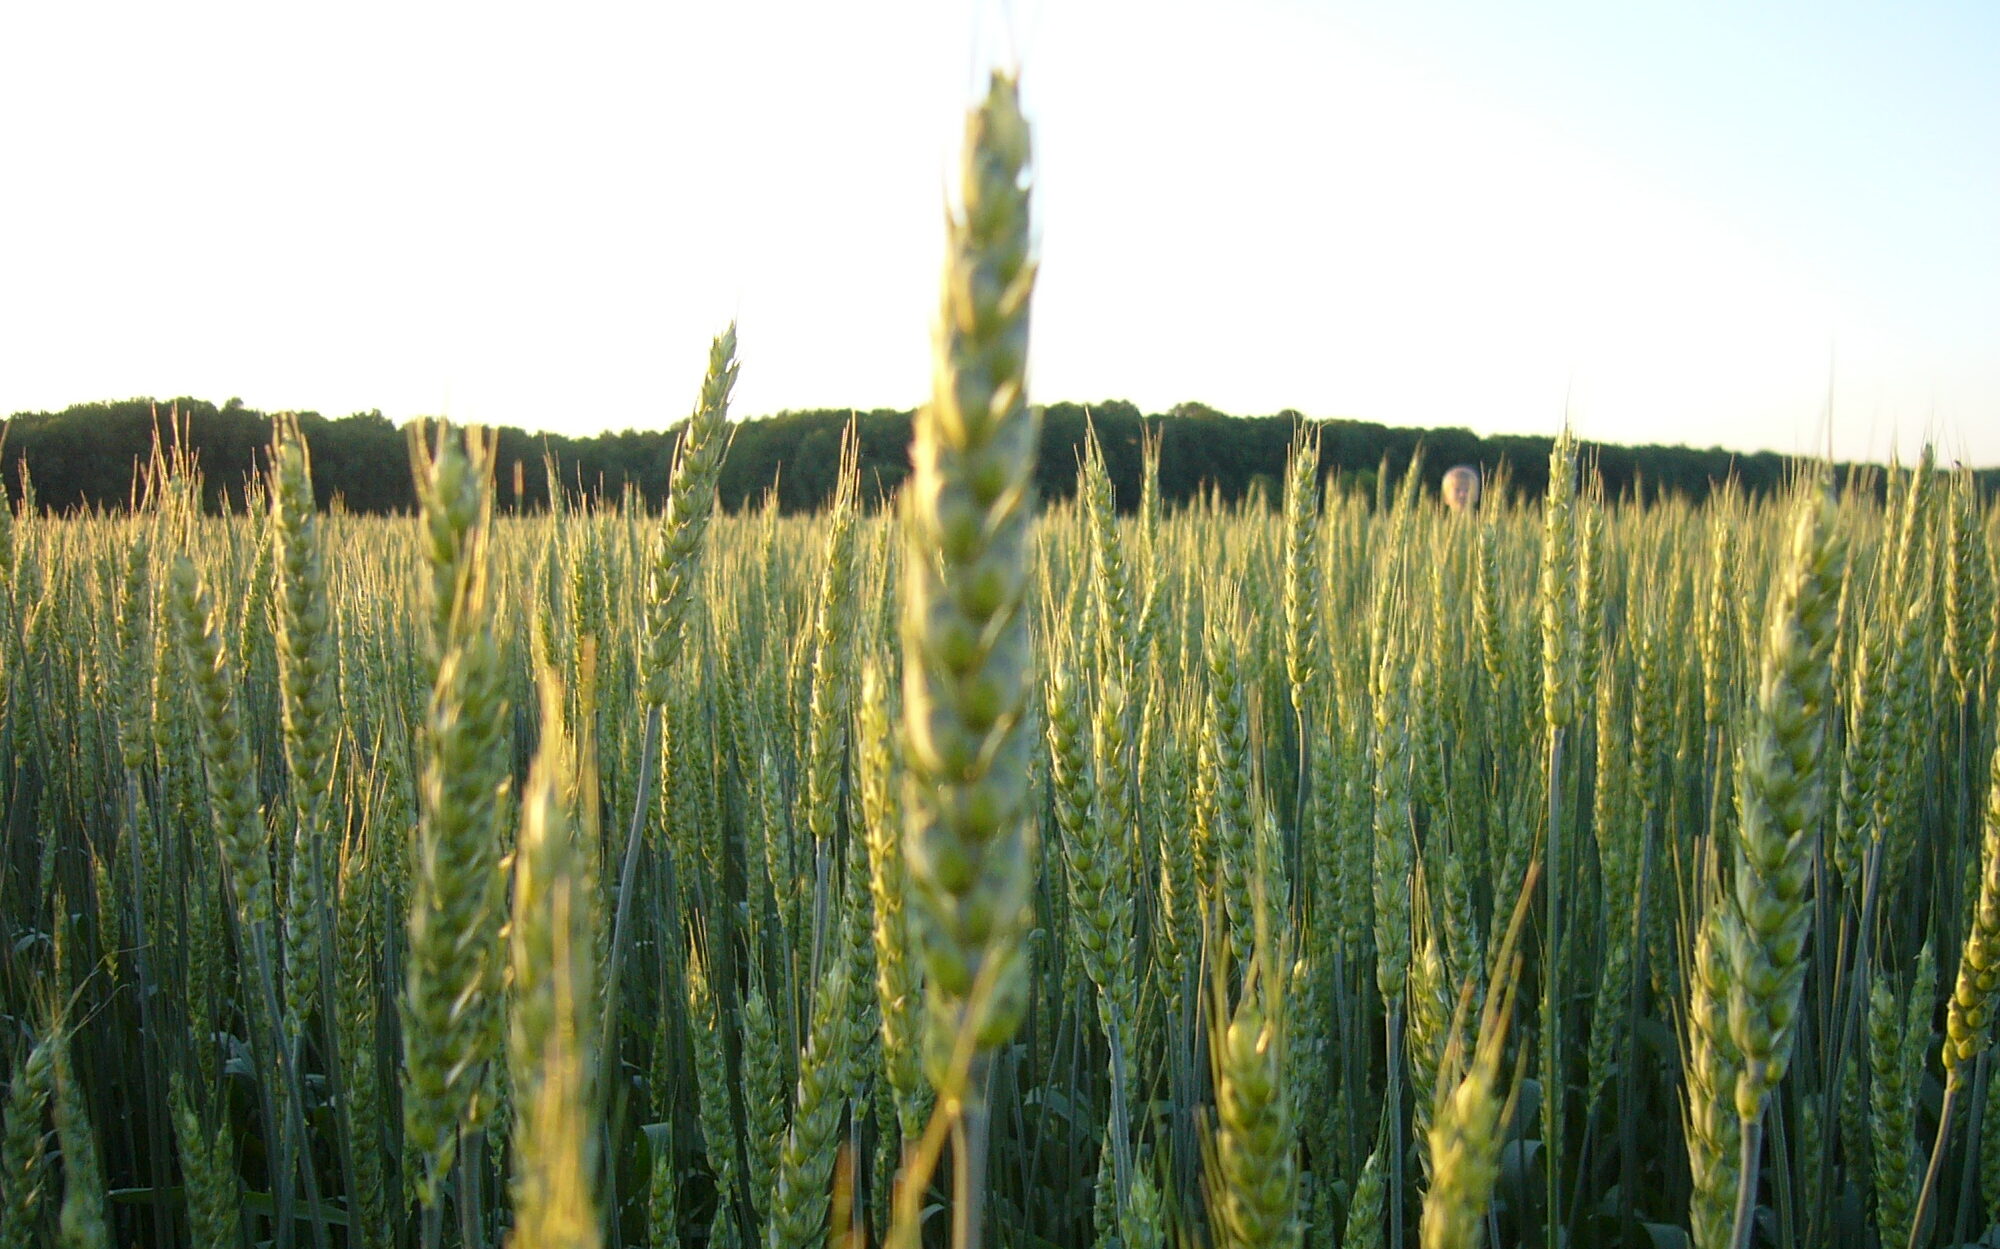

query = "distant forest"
[2,396,1989,515]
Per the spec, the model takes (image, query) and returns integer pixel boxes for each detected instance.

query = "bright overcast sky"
[3,2,1995,464]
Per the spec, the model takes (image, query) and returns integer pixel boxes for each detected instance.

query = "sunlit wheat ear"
[507,671,600,1249]
[1204,948,1300,1249]
[1080,425,1136,675]
[644,325,738,708]
[806,429,861,868]
[1204,617,1260,957]
[1904,730,2000,1245]
[271,413,339,1033]
[1704,477,1845,1249]
[1087,679,1140,1048]
[812,441,880,1104]
[1587,671,1638,1104]
[768,960,853,1249]
[1538,426,1579,731]
[1832,614,1887,888]
[333,832,388,1246]
[901,68,1038,1070]
[1944,735,2000,1081]
[1046,661,1106,989]
[1332,670,1375,964]
[111,533,152,776]
[1419,863,1533,1249]
[1682,899,1742,1249]
[402,421,510,1204]
[1369,614,1414,1008]
[166,554,275,929]
[860,662,930,1145]
[410,418,484,661]
[1943,470,1993,701]
[1727,484,1844,1119]
[1983,1063,2000,1222]
[1405,926,1450,1172]
[1698,483,1738,735]
[1472,520,1506,694]
[1876,449,1939,905]
[0,476,13,607]
[1575,476,1606,694]
[1282,424,1322,710]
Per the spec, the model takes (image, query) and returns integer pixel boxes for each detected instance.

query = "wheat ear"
[900,68,1038,1249]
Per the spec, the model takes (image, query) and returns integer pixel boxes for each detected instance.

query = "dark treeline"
[3,396,1991,515]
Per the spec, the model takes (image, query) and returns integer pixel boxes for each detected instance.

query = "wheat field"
[2,73,1999,1249]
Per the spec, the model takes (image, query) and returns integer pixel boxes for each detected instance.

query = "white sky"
[2,1,1995,464]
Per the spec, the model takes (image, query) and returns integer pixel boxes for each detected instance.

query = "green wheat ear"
[51,1031,108,1249]
[166,553,275,929]
[1868,947,1931,1249]
[169,1076,238,1249]
[644,326,738,709]
[271,413,339,1034]
[1205,947,1300,1249]
[1344,1147,1387,1249]
[1714,479,1843,1249]
[1,1033,57,1249]
[507,670,601,1249]
[1944,734,2000,1080]
[1684,897,1742,1249]
[901,69,1039,1070]
[1728,483,1845,1117]
[1420,861,1533,1249]
[402,421,511,1204]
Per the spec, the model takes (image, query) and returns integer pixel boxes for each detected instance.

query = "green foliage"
[11,395,1964,519]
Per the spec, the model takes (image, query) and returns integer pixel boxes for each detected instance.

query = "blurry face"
[1443,468,1479,510]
